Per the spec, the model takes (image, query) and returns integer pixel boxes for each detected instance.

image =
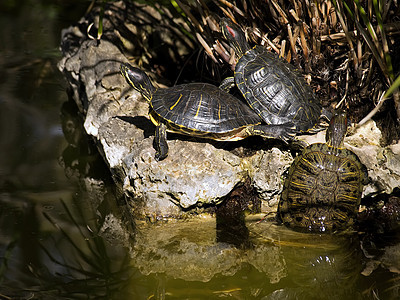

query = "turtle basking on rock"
[219,18,323,134]
[120,63,297,161]
[278,111,369,233]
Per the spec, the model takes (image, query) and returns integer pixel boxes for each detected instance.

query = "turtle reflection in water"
[278,111,369,232]
[120,63,296,161]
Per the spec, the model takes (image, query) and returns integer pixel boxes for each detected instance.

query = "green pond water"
[1,1,400,299]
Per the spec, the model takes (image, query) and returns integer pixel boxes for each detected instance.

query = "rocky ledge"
[58,1,400,219]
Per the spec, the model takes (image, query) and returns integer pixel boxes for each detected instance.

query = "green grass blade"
[98,3,104,39]
[373,0,394,80]
[353,0,380,46]
[384,74,400,99]
[340,0,354,19]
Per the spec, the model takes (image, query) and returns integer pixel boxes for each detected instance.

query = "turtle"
[219,18,322,134]
[120,63,296,161]
[277,110,369,233]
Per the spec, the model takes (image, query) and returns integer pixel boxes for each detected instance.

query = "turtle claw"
[279,134,295,144]
[278,123,297,144]
[251,122,299,143]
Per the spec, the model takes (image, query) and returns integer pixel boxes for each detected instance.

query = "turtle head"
[120,63,156,101]
[220,18,250,58]
[326,110,348,148]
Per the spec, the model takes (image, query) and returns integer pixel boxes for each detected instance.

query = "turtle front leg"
[249,123,297,144]
[154,123,168,161]
[219,76,235,92]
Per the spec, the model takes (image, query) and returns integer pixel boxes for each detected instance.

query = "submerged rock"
[58,1,400,218]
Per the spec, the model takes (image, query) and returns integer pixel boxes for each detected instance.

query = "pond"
[1,1,400,299]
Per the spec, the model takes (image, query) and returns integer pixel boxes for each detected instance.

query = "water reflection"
[276,234,362,299]
[0,0,144,297]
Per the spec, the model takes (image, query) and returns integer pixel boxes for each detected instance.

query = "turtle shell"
[235,46,321,132]
[278,143,368,232]
[150,82,262,140]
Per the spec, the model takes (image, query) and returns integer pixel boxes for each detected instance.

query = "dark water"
[1,1,400,299]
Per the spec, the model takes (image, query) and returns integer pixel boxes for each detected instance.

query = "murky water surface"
[1,1,400,299]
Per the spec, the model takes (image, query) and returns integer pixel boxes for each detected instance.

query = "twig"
[270,0,289,25]
[174,0,203,32]
[196,32,218,62]
[217,0,245,16]
[332,0,359,69]
[287,23,298,65]
[335,67,350,109]
[357,91,385,126]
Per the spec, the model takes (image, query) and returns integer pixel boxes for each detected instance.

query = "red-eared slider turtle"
[277,111,368,232]
[120,63,296,161]
[220,18,322,134]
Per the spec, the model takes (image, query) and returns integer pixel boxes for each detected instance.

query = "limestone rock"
[346,120,400,196]
[251,148,293,208]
